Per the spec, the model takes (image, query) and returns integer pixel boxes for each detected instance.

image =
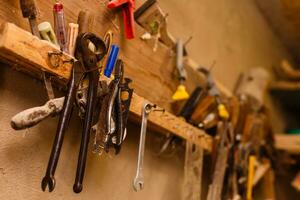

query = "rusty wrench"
[41,32,106,193]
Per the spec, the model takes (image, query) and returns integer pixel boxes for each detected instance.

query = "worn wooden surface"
[275,134,300,154]
[0,22,212,151]
[0,0,207,113]
[0,0,297,199]
[0,65,185,200]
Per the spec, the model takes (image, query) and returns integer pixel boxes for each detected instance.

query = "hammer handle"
[77,11,94,34]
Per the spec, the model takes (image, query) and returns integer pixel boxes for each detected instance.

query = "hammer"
[20,0,40,38]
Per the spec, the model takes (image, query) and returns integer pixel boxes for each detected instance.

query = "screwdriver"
[53,2,68,52]
[20,0,41,38]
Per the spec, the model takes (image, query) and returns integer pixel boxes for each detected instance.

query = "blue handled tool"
[104,44,119,78]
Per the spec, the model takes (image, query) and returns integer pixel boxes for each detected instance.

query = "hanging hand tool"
[41,32,107,193]
[172,39,189,101]
[179,86,203,121]
[134,0,175,47]
[93,59,133,155]
[19,0,57,116]
[107,0,135,39]
[191,67,229,127]
[11,97,64,130]
[158,87,203,159]
[20,0,40,38]
[38,21,59,46]
[73,33,107,193]
[53,2,68,52]
[113,77,134,153]
[77,10,94,35]
[207,120,233,200]
[10,79,98,131]
[95,59,124,152]
[133,103,164,191]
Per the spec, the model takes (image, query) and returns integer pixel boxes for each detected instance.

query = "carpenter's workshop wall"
[0,0,293,200]
[158,0,292,90]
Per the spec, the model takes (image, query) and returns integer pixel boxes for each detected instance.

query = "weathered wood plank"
[129,93,212,151]
[0,22,212,151]
[275,134,300,154]
[0,0,207,112]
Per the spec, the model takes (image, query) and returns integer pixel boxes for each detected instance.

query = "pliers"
[41,32,107,193]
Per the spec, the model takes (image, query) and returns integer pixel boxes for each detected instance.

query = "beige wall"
[0,0,293,199]
[158,0,292,91]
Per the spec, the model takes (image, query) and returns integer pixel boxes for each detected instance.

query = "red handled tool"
[107,0,135,39]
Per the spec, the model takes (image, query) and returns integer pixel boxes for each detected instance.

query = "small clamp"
[107,0,135,39]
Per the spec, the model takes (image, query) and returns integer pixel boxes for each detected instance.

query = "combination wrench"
[133,103,164,191]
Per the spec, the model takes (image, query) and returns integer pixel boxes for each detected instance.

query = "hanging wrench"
[133,103,164,191]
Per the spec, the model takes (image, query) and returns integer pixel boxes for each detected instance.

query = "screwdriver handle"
[11,97,64,130]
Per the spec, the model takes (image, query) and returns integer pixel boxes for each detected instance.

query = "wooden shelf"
[275,134,300,154]
[0,22,212,152]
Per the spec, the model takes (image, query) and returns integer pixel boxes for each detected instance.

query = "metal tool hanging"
[133,103,164,191]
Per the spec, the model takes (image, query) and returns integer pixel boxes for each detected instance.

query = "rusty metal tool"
[114,77,134,153]
[95,59,124,153]
[41,32,106,193]
[93,60,133,155]
[207,120,233,200]
[20,0,40,38]
[73,33,106,193]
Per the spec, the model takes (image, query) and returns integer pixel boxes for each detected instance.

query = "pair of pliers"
[41,32,107,193]
[94,59,133,155]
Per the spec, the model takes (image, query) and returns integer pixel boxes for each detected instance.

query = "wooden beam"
[0,0,232,111]
[269,81,300,91]
[0,22,212,152]
[275,134,300,154]
[0,0,208,113]
[130,93,212,151]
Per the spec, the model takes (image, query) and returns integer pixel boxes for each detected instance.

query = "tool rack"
[0,22,215,151]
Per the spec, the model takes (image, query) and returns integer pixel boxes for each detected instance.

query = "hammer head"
[20,0,37,18]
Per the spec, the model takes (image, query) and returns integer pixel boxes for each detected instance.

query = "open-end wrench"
[41,33,106,193]
[41,60,83,192]
[133,103,164,191]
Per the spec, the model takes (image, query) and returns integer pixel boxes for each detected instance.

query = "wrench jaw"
[133,176,144,192]
[41,175,56,192]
